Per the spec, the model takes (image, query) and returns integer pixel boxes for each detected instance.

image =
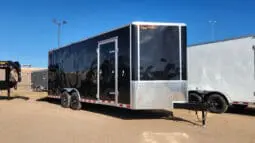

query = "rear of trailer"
[188,36,255,113]
[31,69,48,91]
[48,21,187,110]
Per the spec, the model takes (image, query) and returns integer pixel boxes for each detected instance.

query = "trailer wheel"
[207,94,228,113]
[70,92,82,110]
[188,92,202,103]
[61,91,71,108]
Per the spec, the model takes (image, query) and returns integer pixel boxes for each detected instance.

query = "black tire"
[61,91,71,108]
[70,92,82,110]
[189,92,202,103]
[207,94,228,113]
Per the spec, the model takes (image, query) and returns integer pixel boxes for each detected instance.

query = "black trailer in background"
[48,22,187,110]
[31,69,48,91]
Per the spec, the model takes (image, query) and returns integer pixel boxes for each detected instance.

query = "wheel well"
[205,92,229,105]
[188,91,202,96]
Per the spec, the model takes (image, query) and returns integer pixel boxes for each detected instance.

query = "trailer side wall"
[188,37,255,103]
[48,26,131,104]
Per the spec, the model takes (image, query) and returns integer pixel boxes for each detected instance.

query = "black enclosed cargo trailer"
[31,69,48,91]
[48,22,188,110]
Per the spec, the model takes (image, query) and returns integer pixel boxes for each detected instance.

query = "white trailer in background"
[188,35,255,113]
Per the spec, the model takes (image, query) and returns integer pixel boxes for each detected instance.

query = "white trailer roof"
[189,35,255,47]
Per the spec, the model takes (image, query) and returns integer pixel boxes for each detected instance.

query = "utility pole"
[53,19,67,48]
[209,20,216,41]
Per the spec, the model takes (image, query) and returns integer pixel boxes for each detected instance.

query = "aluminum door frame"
[97,37,119,104]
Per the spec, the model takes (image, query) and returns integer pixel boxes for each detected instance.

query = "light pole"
[53,19,67,48]
[209,20,216,41]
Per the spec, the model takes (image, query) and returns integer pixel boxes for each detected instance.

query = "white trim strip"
[179,26,182,80]
[48,95,60,99]
[96,45,100,99]
[115,38,119,104]
[137,25,140,81]
[98,37,118,45]
[132,21,186,26]
[172,101,188,104]
[134,80,187,83]
[252,45,255,79]
[129,24,133,109]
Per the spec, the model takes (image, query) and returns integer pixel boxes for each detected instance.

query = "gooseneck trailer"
[0,61,22,98]
[48,22,188,110]
[188,35,255,113]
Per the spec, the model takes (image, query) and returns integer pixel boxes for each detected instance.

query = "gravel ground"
[0,90,254,143]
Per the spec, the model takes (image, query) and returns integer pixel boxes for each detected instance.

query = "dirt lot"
[0,90,254,143]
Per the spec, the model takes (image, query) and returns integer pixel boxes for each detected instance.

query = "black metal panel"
[31,70,48,91]
[131,25,138,80]
[139,25,180,80]
[181,26,187,80]
[48,26,130,104]
[117,26,130,104]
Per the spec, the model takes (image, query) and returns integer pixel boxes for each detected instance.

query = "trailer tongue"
[0,61,22,98]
